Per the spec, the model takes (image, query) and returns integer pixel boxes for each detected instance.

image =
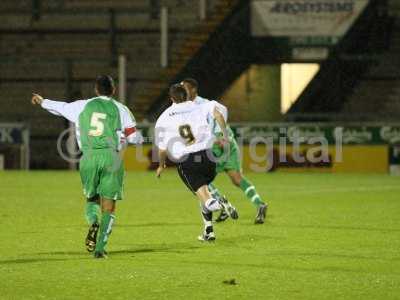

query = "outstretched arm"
[31,93,86,123]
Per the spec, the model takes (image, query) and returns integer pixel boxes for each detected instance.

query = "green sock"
[239,178,264,207]
[95,212,115,253]
[208,183,223,201]
[85,202,100,225]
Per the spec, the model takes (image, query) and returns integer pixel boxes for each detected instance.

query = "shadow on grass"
[177,258,400,275]
[115,222,198,228]
[110,245,201,256]
[218,233,286,245]
[35,244,201,257]
[1,242,202,265]
[51,222,199,229]
[0,256,91,265]
[50,220,274,230]
[274,224,400,233]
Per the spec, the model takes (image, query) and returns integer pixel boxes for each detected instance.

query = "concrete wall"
[220,65,282,122]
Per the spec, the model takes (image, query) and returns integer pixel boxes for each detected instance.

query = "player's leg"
[210,143,237,222]
[94,198,116,258]
[177,150,236,241]
[85,195,100,252]
[224,139,268,223]
[197,150,238,239]
[177,162,217,240]
[208,183,223,202]
[208,143,227,203]
[94,150,124,258]
[227,170,264,206]
[208,183,229,222]
[195,185,222,241]
[196,185,237,240]
[227,170,268,224]
[80,154,101,252]
[85,195,100,226]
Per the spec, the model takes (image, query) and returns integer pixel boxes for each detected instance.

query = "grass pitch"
[0,171,399,299]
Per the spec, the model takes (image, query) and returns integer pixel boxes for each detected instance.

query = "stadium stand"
[0,0,238,168]
[2,0,397,168]
[342,0,400,119]
[287,0,400,121]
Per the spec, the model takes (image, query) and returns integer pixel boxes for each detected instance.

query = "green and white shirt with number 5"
[41,96,142,152]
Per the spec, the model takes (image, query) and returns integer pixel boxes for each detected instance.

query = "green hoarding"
[137,123,400,145]
[229,124,400,144]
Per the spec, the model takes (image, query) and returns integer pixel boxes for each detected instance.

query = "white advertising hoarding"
[252,0,369,37]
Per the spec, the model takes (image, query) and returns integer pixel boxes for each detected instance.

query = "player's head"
[169,84,188,103]
[181,78,198,101]
[95,75,115,97]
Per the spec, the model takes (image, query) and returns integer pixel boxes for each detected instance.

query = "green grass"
[0,171,399,299]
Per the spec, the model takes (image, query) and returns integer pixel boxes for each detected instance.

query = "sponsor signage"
[126,123,398,173]
[292,47,329,60]
[230,124,400,145]
[0,123,27,145]
[136,123,400,145]
[251,0,369,39]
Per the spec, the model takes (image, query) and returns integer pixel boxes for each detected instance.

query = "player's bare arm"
[157,149,167,178]
[213,107,229,145]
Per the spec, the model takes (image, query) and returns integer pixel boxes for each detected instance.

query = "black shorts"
[177,149,216,193]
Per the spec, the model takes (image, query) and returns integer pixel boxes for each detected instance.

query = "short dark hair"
[182,78,199,90]
[169,84,187,103]
[96,75,115,96]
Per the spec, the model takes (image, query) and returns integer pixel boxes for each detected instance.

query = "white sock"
[205,198,222,212]
[200,203,212,223]
[204,221,212,228]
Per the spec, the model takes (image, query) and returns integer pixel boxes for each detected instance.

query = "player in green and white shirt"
[31,75,143,258]
[182,78,268,224]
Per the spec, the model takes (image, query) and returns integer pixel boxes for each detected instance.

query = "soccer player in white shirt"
[155,84,238,241]
[181,78,268,224]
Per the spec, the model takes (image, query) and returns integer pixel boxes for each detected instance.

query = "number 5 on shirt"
[89,112,107,136]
